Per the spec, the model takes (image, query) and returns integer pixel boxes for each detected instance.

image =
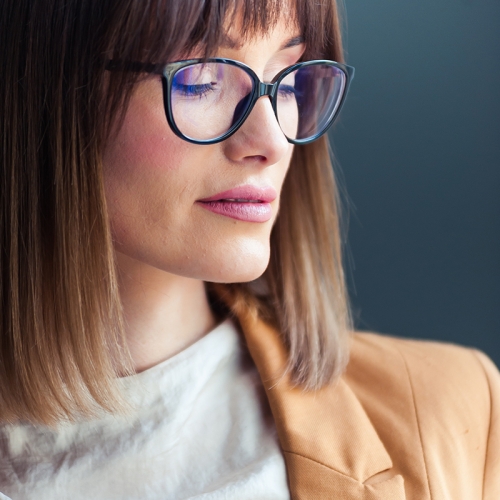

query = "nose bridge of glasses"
[258,82,275,97]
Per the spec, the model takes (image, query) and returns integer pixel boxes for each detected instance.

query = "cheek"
[102,95,198,256]
[104,90,189,178]
[103,85,198,211]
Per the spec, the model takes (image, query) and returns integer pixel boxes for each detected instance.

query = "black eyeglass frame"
[107,58,355,145]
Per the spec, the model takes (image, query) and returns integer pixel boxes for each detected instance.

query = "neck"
[115,251,217,373]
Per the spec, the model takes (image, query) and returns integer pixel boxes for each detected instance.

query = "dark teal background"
[328,0,500,365]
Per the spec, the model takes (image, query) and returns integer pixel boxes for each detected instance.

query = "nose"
[222,95,290,166]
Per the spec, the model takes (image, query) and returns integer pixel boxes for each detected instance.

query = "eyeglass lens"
[170,62,346,143]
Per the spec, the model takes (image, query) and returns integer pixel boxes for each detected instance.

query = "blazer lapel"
[236,308,406,500]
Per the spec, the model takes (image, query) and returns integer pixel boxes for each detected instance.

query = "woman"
[0,0,498,498]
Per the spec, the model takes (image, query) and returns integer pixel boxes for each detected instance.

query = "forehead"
[173,5,302,62]
[111,0,330,65]
[219,32,304,51]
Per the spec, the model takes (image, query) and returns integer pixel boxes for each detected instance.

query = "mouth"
[220,198,262,203]
[197,185,277,222]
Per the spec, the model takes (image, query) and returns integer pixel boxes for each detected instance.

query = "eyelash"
[172,82,216,98]
[277,84,297,98]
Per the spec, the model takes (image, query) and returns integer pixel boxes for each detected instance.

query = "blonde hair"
[0,0,350,425]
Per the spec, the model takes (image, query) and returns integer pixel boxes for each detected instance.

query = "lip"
[197,185,277,223]
[198,185,277,204]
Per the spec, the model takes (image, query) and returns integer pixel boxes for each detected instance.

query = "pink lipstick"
[197,185,277,223]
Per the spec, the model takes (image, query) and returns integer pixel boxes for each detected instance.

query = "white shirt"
[0,319,290,500]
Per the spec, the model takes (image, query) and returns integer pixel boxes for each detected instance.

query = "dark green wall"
[329,0,500,365]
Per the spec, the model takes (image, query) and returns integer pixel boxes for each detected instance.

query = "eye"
[172,82,217,98]
[172,64,221,99]
[277,72,299,101]
[277,83,297,100]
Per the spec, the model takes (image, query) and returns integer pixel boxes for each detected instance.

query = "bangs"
[105,0,343,65]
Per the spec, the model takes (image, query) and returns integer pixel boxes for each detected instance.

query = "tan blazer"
[237,308,500,500]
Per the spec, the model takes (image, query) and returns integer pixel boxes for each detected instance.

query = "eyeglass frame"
[106,58,355,146]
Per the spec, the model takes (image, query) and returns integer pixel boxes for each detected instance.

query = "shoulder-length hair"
[0,0,351,425]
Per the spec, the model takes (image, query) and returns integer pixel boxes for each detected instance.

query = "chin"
[204,239,271,284]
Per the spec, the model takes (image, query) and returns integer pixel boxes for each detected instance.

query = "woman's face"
[103,19,304,283]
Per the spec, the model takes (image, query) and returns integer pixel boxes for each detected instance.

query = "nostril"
[242,155,266,162]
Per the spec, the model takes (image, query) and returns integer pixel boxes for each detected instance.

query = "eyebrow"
[220,34,304,50]
[280,35,304,50]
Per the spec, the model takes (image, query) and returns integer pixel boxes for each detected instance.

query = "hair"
[0,0,351,425]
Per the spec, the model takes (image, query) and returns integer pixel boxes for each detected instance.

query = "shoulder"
[345,331,497,434]
[344,332,500,499]
[346,331,499,406]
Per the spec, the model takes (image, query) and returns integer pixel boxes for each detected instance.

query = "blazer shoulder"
[346,331,497,422]
[348,331,497,397]
[345,332,500,500]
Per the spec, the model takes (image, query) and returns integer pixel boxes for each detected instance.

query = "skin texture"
[103,20,304,372]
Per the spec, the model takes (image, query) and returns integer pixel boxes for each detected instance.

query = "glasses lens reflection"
[171,63,254,141]
[277,64,346,141]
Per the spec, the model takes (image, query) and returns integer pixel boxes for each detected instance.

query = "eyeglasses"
[107,58,354,145]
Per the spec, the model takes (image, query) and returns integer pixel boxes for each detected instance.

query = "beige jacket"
[237,308,500,500]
